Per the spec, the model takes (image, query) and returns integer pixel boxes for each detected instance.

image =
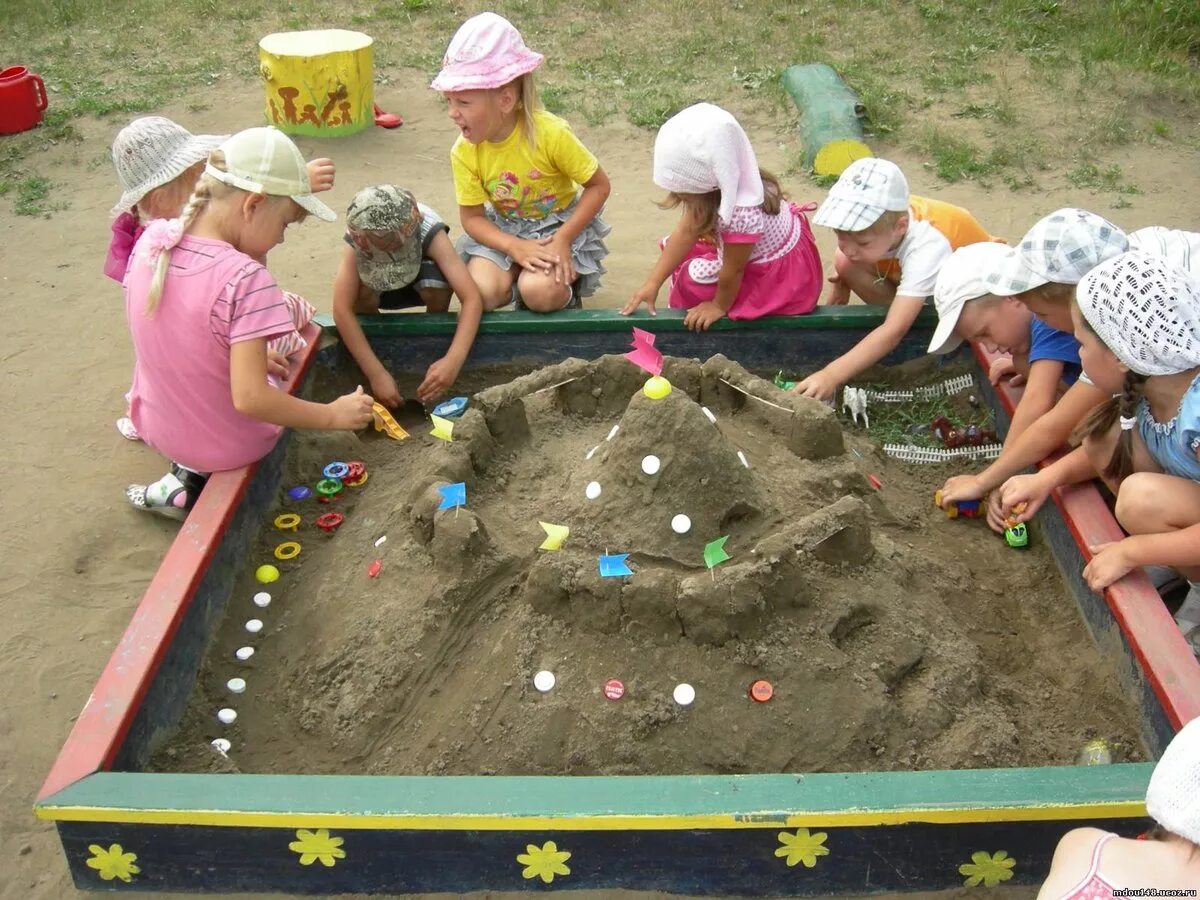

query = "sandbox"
[36,309,1200,895]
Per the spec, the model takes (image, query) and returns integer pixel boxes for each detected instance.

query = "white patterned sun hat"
[1075,251,1200,376]
[111,116,227,216]
[812,157,909,232]
[1145,716,1200,845]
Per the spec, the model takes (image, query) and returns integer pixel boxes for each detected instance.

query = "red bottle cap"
[603,678,625,700]
[749,680,773,702]
[367,559,382,578]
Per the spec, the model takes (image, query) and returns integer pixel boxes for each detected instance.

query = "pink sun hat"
[430,12,544,92]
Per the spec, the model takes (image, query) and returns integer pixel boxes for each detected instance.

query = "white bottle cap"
[226,678,247,694]
[253,592,271,608]
[673,683,696,706]
[641,455,661,475]
[211,738,232,754]
[585,481,602,500]
[671,514,692,534]
[245,619,264,634]
[235,646,255,662]
[217,708,238,725]
[533,670,556,692]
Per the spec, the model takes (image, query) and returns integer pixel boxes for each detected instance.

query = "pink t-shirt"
[124,233,294,473]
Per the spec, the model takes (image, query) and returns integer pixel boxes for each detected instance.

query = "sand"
[4,70,1199,900]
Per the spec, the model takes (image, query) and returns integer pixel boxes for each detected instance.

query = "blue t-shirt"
[1029,319,1082,386]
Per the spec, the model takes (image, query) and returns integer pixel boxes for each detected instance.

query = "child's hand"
[328,385,375,430]
[621,282,660,316]
[997,473,1048,523]
[417,356,460,405]
[985,491,1010,534]
[266,349,290,380]
[509,237,559,275]
[306,158,336,193]
[823,271,851,306]
[684,301,725,332]
[369,371,402,409]
[792,369,839,402]
[989,355,1025,387]
[547,234,576,286]
[1083,540,1135,591]
[939,474,986,506]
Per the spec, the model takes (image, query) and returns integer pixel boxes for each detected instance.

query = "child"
[999,253,1200,654]
[332,185,484,407]
[124,127,374,520]
[928,241,1085,529]
[792,157,996,400]
[1036,715,1200,898]
[432,12,611,312]
[619,102,822,331]
[108,116,335,439]
[939,209,1200,523]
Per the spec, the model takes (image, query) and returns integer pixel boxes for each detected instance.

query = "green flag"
[704,536,731,570]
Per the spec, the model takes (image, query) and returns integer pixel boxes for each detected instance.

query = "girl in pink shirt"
[621,103,822,330]
[1036,717,1200,899]
[124,127,374,520]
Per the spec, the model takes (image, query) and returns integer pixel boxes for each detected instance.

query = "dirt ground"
[4,70,1200,899]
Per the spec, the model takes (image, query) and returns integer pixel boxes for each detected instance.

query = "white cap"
[226,678,247,694]
[928,242,1014,354]
[641,455,661,475]
[245,619,264,634]
[234,646,255,661]
[984,208,1129,295]
[533,670,556,692]
[585,481,602,500]
[216,708,238,725]
[671,514,692,534]
[253,592,271,608]
[673,683,696,706]
[813,158,909,232]
[207,126,336,222]
[1146,716,1200,844]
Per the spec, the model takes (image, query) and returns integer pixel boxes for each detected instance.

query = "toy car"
[1004,523,1029,548]
[933,489,983,519]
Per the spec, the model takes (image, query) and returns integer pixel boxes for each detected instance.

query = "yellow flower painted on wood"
[775,828,830,868]
[517,840,572,883]
[288,828,346,867]
[959,850,1016,887]
[86,843,140,882]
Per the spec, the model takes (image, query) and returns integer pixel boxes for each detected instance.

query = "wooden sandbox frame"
[36,309,1200,894]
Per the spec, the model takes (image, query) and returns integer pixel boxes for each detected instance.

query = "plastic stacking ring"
[286,485,312,501]
[345,461,366,481]
[345,471,369,487]
[323,461,350,479]
[274,541,302,560]
[273,513,301,532]
[316,478,343,497]
[315,512,345,533]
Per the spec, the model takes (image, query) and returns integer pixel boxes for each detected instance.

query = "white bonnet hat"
[1145,716,1200,845]
[1076,251,1200,377]
[652,103,763,225]
[111,116,227,216]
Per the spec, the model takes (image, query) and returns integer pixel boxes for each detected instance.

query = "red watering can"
[0,67,49,135]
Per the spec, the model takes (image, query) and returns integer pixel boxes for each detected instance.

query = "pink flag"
[624,327,663,376]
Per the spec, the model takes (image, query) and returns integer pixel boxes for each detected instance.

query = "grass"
[0,0,1197,215]
[1066,162,1140,195]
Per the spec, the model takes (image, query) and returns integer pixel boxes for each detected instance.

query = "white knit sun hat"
[1076,251,1200,376]
[1146,716,1200,845]
[207,127,335,222]
[111,116,227,216]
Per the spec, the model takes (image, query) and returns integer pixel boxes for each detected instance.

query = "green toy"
[773,371,796,391]
[1004,523,1029,549]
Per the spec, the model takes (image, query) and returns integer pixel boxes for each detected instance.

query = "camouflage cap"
[345,185,424,292]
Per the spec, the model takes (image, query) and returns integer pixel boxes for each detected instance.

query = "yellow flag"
[430,414,455,442]
[538,521,570,551]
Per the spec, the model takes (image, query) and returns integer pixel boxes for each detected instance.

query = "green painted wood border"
[38,765,1151,828]
[314,306,936,338]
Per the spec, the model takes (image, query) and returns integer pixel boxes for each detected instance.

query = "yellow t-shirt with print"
[450,110,599,221]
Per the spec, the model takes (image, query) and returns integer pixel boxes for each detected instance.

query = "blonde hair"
[145,150,227,313]
[659,169,784,239]
[510,73,540,152]
[137,161,204,223]
[1017,281,1075,307]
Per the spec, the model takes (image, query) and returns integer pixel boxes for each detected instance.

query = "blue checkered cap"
[812,158,910,232]
[984,208,1128,295]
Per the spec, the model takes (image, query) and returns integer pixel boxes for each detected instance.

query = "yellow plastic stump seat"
[259,29,374,137]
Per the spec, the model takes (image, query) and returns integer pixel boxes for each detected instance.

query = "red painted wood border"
[37,325,322,800]
[974,343,1200,730]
